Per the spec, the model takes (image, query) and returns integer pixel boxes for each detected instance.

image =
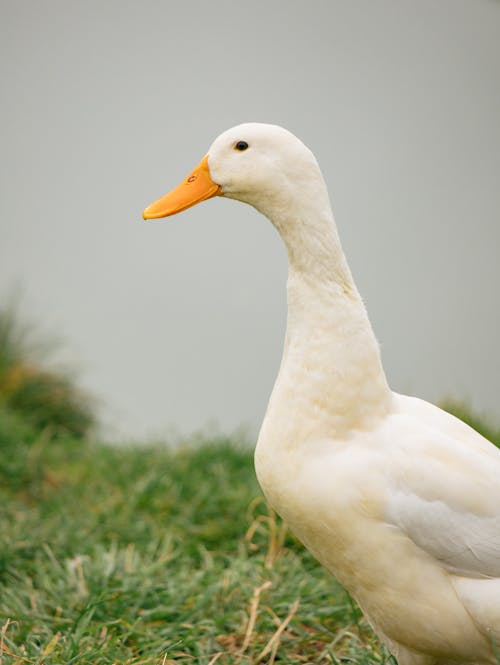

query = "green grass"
[0,410,391,665]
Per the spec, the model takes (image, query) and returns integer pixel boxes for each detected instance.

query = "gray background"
[1,0,499,440]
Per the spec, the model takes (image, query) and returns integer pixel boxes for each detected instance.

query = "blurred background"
[1,0,499,441]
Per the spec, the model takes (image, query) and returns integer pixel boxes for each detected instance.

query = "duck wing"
[385,396,500,579]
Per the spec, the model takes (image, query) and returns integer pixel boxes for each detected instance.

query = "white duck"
[143,123,500,664]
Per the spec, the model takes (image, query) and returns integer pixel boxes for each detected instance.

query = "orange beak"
[143,155,221,220]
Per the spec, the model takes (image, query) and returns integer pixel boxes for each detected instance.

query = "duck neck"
[262,194,392,444]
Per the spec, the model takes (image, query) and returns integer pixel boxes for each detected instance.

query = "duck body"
[256,393,500,664]
[254,228,500,663]
[143,123,500,664]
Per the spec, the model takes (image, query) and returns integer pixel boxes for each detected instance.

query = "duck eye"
[234,141,249,151]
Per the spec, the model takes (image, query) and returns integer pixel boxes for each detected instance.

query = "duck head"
[142,123,325,221]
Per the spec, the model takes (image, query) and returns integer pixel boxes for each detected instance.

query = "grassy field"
[1,405,499,665]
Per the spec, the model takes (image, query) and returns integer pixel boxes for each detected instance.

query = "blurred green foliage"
[0,301,95,439]
[441,400,500,448]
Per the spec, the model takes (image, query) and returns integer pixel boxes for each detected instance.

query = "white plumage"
[144,123,500,664]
